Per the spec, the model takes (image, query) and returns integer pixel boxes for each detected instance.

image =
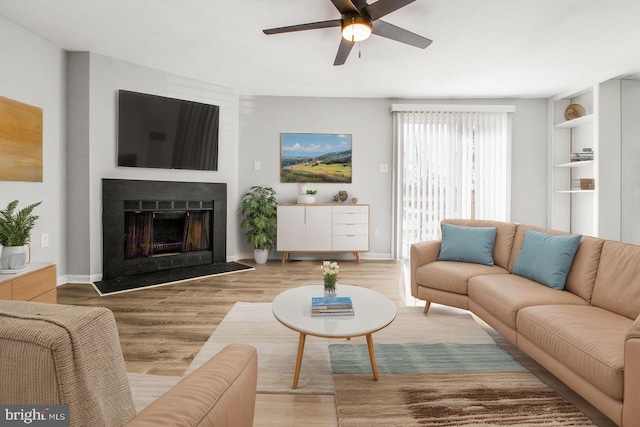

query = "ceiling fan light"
[341,16,372,42]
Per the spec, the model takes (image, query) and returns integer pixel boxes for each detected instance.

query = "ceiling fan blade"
[334,38,355,66]
[364,0,416,21]
[331,0,359,14]
[350,0,369,10]
[264,19,341,35]
[372,20,432,49]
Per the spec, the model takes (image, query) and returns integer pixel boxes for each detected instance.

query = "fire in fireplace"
[102,179,227,281]
[124,210,211,259]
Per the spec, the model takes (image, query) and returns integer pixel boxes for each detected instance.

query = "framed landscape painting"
[280,133,352,183]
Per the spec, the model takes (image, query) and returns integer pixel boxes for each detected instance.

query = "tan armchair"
[0,300,258,427]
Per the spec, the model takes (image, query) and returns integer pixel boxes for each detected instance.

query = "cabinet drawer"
[332,223,368,236]
[332,235,369,251]
[29,288,57,304]
[332,205,369,215]
[332,213,368,224]
[12,265,56,301]
[0,281,11,300]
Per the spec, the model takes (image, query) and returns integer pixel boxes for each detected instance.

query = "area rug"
[128,302,595,425]
[92,261,254,295]
[332,372,593,426]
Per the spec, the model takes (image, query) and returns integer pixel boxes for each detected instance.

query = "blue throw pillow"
[512,230,581,290]
[437,224,497,266]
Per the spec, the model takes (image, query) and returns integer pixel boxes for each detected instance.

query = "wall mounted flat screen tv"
[117,90,219,171]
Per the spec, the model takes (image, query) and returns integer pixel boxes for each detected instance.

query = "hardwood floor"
[56,259,613,426]
[58,259,404,376]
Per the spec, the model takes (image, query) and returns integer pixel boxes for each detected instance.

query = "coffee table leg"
[365,333,379,381]
[292,332,307,389]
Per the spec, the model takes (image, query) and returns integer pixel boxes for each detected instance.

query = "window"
[392,105,513,259]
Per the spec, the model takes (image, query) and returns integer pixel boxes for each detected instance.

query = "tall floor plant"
[239,186,277,263]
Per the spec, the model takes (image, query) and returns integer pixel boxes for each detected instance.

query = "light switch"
[254,160,261,171]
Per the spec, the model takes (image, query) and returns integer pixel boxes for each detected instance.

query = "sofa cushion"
[468,274,590,330]
[508,224,603,302]
[512,230,581,290]
[415,261,508,296]
[517,305,631,401]
[442,219,517,270]
[437,224,497,266]
[592,240,640,320]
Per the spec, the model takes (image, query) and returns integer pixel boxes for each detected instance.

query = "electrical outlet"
[253,160,261,171]
[41,233,49,248]
[374,228,380,237]
[378,163,389,173]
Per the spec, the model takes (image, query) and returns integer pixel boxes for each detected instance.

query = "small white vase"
[0,245,28,270]
[254,248,269,264]
[296,194,315,204]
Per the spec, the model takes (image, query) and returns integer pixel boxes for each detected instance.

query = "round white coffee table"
[272,284,397,389]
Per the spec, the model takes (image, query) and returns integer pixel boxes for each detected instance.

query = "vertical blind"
[392,105,513,259]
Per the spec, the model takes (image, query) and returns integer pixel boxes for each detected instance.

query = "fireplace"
[102,179,226,281]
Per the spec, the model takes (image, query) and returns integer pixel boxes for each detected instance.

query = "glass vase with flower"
[321,261,339,296]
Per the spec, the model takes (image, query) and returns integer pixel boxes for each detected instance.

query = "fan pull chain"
[359,41,362,58]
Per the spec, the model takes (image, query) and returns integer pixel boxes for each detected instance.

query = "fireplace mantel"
[102,179,227,281]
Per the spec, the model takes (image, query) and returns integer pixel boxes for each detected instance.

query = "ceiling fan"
[263,0,432,66]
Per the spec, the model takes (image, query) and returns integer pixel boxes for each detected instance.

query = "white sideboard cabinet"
[277,204,370,263]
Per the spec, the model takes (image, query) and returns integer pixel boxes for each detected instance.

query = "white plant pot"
[297,194,315,204]
[0,245,29,270]
[254,248,269,264]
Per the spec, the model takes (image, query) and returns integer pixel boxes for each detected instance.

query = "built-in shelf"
[555,190,596,194]
[554,114,594,129]
[554,160,594,168]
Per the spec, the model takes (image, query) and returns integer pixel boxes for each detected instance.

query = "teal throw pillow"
[512,230,581,290]
[437,224,497,266]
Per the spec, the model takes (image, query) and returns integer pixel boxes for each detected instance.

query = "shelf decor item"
[0,199,42,270]
[580,178,595,190]
[321,260,339,296]
[564,104,586,121]
[239,186,277,264]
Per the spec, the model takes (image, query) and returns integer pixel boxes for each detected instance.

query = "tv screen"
[117,90,219,171]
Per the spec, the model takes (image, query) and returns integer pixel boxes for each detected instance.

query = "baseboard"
[64,274,101,285]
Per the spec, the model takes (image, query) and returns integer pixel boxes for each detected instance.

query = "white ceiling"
[2,0,640,99]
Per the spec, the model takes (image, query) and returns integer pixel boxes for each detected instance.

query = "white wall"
[239,96,549,260]
[239,96,394,260]
[66,52,240,281]
[621,79,640,244]
[0,15,67,283]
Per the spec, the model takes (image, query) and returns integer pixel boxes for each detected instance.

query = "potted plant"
[239,186,277,264]
[0,200,42,270]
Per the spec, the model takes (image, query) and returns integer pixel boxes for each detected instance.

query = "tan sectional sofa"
[0,300,258,427]
[410,219,640,427]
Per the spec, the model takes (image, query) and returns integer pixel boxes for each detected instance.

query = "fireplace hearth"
[102,179,226,281]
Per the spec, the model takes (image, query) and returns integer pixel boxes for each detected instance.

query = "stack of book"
[311,296,354,317]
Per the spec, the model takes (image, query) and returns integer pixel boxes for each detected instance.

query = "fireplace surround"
[102,179,226,281]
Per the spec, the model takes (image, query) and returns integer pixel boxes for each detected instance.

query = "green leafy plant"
[306,189,318,195]
[239,186,277,251]
[0,200,42,247]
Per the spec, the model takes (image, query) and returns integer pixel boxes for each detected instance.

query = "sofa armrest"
[126,344,258,427]
[410,240,442,298]
[624,315,640,426]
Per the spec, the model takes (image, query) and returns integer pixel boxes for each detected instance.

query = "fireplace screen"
[124,210,211,259]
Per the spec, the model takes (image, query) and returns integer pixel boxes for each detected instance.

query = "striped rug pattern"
[333,372,594,426]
